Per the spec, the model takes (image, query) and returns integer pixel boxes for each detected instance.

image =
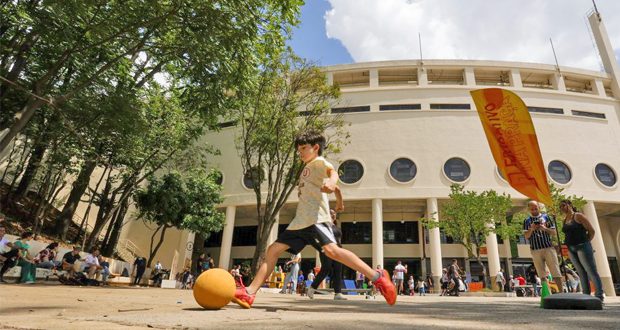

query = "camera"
[532,218,542,225]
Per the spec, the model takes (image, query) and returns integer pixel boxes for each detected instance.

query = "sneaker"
[307,287,315,299]
[373,269,397,306]
[334,293,348,300]
[232,287,255,309]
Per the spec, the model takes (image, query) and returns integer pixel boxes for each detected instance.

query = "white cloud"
[325,0,620,71]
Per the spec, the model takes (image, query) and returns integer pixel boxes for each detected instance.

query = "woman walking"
[560,200,604,301]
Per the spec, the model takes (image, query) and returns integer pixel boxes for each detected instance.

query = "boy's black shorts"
[276,223,337,254]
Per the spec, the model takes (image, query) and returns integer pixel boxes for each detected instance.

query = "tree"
[421,184,519,287]
[234,51,348,274]
[0,0,303,154]
[134,170,225,267]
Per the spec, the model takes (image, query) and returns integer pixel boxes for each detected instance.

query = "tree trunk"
[101,206,120,251]
[38,173,65,236]
[251,214,276,276]
[6,139,30,195]
[31,163,56,237]
[148,224,170,268]
[84,175,115,250]
[0,98,45,155]
[1,137,20,182]
[54,158,97,239]
[475,253,490,289]
[101,199,129,257]
[14,136,47,199]
[76,165,110,244]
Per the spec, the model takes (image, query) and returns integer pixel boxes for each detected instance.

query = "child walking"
[233,130,396,308]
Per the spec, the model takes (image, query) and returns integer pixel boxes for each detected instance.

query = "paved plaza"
[0,285,619,329]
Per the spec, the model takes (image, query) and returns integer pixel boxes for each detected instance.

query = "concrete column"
[326,72,334,86]
[485,225,501,290]
[583,201,616,296]
[427,198,442,291]
[417,67,428,86]
[551,73,566,92]
[369,69,379,88]
[418,220,427,276]
[218,205,236,270]
[463,67,476,86]
[592,79,607,97]
[509,69,523,88]
[372,199,384,269]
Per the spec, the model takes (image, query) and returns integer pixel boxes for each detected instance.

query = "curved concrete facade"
[203,57,620,295]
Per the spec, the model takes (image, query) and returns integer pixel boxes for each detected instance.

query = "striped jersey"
[523,214,554,250]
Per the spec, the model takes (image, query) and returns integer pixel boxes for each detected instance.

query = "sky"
[288,0,620,71]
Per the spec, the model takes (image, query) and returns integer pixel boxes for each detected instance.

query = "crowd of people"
[0,227,111,286]
[0,221,171,287]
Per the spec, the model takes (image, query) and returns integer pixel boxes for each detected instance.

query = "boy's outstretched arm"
[321,167,339,193]
[334,185,344,212]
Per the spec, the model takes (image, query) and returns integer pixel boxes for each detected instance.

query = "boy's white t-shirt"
[287,156,334,230]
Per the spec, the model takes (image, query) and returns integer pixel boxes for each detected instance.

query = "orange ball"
[192,268,236,309]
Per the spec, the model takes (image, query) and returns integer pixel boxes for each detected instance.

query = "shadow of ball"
[193,268,236,309]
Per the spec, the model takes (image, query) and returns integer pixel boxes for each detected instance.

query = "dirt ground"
[0,284,618,329]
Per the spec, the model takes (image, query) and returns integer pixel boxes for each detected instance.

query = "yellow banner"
[470,88,552,206]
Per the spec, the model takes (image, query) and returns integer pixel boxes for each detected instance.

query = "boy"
[233,130,396,308]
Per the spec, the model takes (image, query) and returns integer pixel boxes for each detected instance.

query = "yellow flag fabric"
[470,88,552,205]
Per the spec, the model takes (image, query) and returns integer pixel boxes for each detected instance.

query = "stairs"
[116,239,144,264]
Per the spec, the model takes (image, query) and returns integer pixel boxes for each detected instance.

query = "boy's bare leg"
[246,242,290,294]
[322,243,377,279]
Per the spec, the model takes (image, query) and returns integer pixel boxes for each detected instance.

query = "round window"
[214,170,224,185]
[243,167,263,189]
[390,158,417,183]
[548,160,572,184]
[443,158,470,182]
[595,163,616,187]
[338,160,364,184]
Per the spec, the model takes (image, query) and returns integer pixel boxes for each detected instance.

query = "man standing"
[279,253,301,294]
[133,256,147,286]
[523,201,564,293]
[393,261,406,295]
[448,259,463,296]
[355,270,365,289]
[526,264,538,296]
[495,268,506,292]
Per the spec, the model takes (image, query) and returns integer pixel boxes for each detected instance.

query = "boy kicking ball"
[232,130,396,308]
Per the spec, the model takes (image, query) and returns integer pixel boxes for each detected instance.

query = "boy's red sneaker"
[373,269,397,305]
[232,287,255,309]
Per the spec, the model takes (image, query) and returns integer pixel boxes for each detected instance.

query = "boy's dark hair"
[295,130,326,156]
[21,231,33,239]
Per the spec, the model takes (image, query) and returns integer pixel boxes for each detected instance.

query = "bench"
[1,265,67,282]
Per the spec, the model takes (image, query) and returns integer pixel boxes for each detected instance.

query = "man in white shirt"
[394,261,406,295]
[83,249,102,279]
[495,269,506,292]
[0,225,12,255]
